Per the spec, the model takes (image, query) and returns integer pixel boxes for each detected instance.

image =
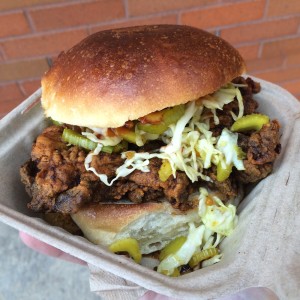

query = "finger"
[140,291,176,300]
[19,231,86,265]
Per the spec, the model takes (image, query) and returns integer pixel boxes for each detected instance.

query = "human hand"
[19,231,86,265]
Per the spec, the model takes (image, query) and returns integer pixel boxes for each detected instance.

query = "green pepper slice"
[112,140,128,153]
[137,122,169,134]
[137,104,185,134]
[158,159,173,182]
[50,118,63,126]
[102,145,114,153]
[230,114,269,132]
[62,128,97,151]
[163,104,185,126]
[216,162,233,182]
[109,238,142,264]
[189,247,218,268]
[160,268,181,277]
[114,127,137,144]
[62,128,114,153]
[159,236,187,261]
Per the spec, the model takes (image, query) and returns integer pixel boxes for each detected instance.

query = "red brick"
[221,17,299,45]
[0,0,66,11]
[0,12,31,38]
[0,58,49,81]
[89,14,178,33]
[236,44,259,61]
[286,53,300,67]
[280,79,300,98]
[1,29,87,59]
[127,0,218,17]
[20,79,41,96]
[30,0,125,31]
[0,82,23,100]
[262,37,300,58]
[254,67,300,83]
[0,48,4,62]
[246,56,285,73]
[0,82,23,116]
[267,0,300,17]
[181,0,265,29]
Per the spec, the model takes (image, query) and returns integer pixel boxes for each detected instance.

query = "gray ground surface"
[0,222,100,300]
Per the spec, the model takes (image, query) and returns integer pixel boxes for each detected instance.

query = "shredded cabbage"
[84,143,103,179]
[82,131,122,146]
[216,128,245,171]
[157,187,238,275]
[198,187,238,236]
[201,86,236,125]
[230,87,244,121]
[85,151,171,186]
[164,101,197,154]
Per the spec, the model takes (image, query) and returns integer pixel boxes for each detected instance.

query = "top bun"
[41,25,246,128]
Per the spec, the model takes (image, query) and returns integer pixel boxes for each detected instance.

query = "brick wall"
[0,0,299,118]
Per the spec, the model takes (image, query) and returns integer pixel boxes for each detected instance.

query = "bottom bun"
[71,201,199,254]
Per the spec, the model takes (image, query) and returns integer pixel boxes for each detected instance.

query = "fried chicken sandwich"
[20,25,281,275]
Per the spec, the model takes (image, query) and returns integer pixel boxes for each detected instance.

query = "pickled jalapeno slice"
[230,113,269,132]
[109,238,142,264]
[62,128,97,151]
[159,236,187,261]
[189,247,219,268]
[216,162,233,182]
[158,159,173,182]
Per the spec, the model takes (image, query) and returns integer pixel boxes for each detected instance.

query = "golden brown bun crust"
[42,25,246,128]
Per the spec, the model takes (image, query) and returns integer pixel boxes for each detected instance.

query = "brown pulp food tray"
[0,77,299,299]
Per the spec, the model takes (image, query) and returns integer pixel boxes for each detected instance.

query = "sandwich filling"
[20,77,280,215]
[83,83,244,186]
